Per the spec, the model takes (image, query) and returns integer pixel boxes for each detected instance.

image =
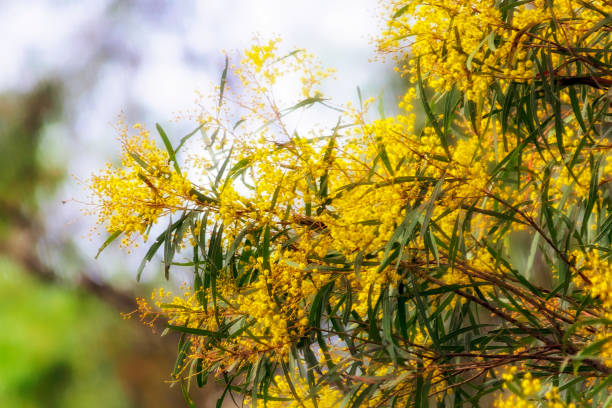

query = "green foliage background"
[0,257,131,408]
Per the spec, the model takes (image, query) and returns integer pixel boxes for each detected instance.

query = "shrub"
[88,1,612,406]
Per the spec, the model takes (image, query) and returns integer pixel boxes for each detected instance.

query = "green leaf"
[128,151,151,172]
[573,336,612,375]
[94,230,122,259]
[262,224,271,272]
[410,273,440,351]
[175,123,204,155]
[581,155,601,236]
[229,157,251,178]
[416,58,451,159]
[308,281,335,328]
[214,147,233,190]
[167,324,223,338]
[501,82,517,138]
[282,96,327,113]
[195,358,208,387]
[189,188,219,205]
[378,145,394,176]
[349,384,376,408]
[173,335,191,379]
[466,36,488,72]
[156,123,182,175]
[224,223,251,268]
[135,214,187,281]
[568,86,588,134]
[219,55,229,107]
[164,215,174,280]
[180,380,196,408]
[393,4,409,18]
[420,177,444,239]
[381,286,397,363]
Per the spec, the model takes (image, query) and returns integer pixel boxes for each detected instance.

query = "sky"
[0,0,395,284]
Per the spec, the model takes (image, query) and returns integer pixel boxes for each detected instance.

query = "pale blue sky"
[0,0,394,283]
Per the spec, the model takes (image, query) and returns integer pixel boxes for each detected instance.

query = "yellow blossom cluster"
[378,0,612,100]
[496,369,577,408]
[88,122,194,246]
[243,38,279,73]
[243,373,343,408]
[573,250,612,318]
[89,0,612,406]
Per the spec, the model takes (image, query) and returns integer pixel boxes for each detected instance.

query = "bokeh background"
[0,1,396,406]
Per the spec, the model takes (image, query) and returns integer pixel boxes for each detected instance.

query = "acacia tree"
[88,1,612,406]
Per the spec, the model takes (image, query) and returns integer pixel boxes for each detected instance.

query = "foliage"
[0,81,63,215]
[89,1,612,406]
[0,257,131,408]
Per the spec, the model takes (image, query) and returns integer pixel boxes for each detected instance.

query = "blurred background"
[0,0,394,406]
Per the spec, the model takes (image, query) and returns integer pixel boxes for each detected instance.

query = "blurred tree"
[0,257,131,408]
[0,77,220,407]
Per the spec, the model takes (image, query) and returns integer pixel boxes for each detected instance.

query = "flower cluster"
[496,368,577,408]
[87,122,194,247]
[90,0,612,406]
[378,0,612,100]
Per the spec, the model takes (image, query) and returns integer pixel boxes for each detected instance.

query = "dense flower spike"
[378,0,612,100]
[89,1,612,406]
[88,122,195,247]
